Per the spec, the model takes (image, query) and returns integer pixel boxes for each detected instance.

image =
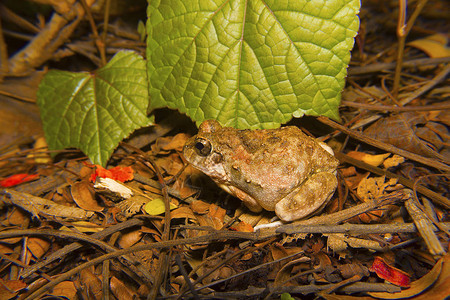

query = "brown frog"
[183,120,339,222]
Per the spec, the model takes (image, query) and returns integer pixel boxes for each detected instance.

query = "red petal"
[109,166,133,182]
[370,256,411,287]
[0,174,39,187]
[89,165,133,182]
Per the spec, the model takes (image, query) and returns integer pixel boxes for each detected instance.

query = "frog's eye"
[194,138,212,156]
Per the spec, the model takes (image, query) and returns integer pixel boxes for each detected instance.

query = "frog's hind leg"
[275,172,337,222]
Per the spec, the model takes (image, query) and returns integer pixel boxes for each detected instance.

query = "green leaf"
[147,0,360,129]
[281,293,295,300]
[37,51,153,166]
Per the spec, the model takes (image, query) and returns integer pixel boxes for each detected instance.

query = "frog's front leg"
[275,172,337,222]
[219,184,264,213]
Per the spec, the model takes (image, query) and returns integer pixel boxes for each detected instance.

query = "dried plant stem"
[348,57,450,75]
[0,14,8,78]
[318,117,450,173]
[277,222,450,235]
[340,101,450,112]
[18,218,150,282]
[405,198,445,255]
[21,230,266,300]
[334,153,450,209]
[8,3,85,75]
[125,146,173,299]
[392,0,429,98]
[278,189,412,233]
[79,0,106,66]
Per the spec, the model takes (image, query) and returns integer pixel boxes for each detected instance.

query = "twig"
[335,152,450,209]
[276,222,450,235]
[175,254,200,300]
[208,282,401,299]
[348,56,450,76]
[22,230,271,300]
[0,12,8,79]
[177,238,276,299]
[193,251,302,294]
[18,218,148,280]
[8,3,85,75]
[404,198,445,255]
[321,274,363,295]
[79,0,106,66]
[392,0,429,97]
[264,268,323,299]
[318,117,450,173]
[272,282,401,296]
[398,64,450,106]
[341,101,450,112]
[120,144,173,299]
[277,189,412,233]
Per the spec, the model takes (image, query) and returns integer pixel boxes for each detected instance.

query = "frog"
[182,120,339,222]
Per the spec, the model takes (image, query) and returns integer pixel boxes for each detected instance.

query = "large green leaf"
[37,51,153,166]
[147,0,360,129]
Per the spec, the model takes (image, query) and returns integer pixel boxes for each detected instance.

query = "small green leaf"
[37,51,153,166]
[281,293,295,300]
[147,0,360,129]
[143,198,177,215]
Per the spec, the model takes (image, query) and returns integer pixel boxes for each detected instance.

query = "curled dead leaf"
[71,181,104,212]
[347,151,390,167]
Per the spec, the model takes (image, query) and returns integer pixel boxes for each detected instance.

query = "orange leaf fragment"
[230,221,254,232]
[0,173,39,187]
[89,165,134,182]
[370,256,411,287]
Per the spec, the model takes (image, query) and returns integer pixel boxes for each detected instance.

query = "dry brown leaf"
[151,133,190,153]
[118,230,143,248]
[344,171,369,191]
[321,294,375,300]
[116,195,149,217]
[364,112,448,160]
[7,208,28,226]
[347,151,390,167]
[357,175,399,202]
[383,155,405,169]
[340,166,357,177]
[198,203,226,229]
[155,153,184,176]
[71,181,104,212]
[27,237,50,259]
[338,262,370,279]
[191,200,212,215]
[229,221,254,232]
[0,279,26,300]
[2,189,95,220]
[0,237,22,244]
[79,268,102,300]
[171,206,197,220]
[50,281,77,300]
[0,244,13,255]
[274,256,311,286]
[110,276,137,300]
[408,34,450,58]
